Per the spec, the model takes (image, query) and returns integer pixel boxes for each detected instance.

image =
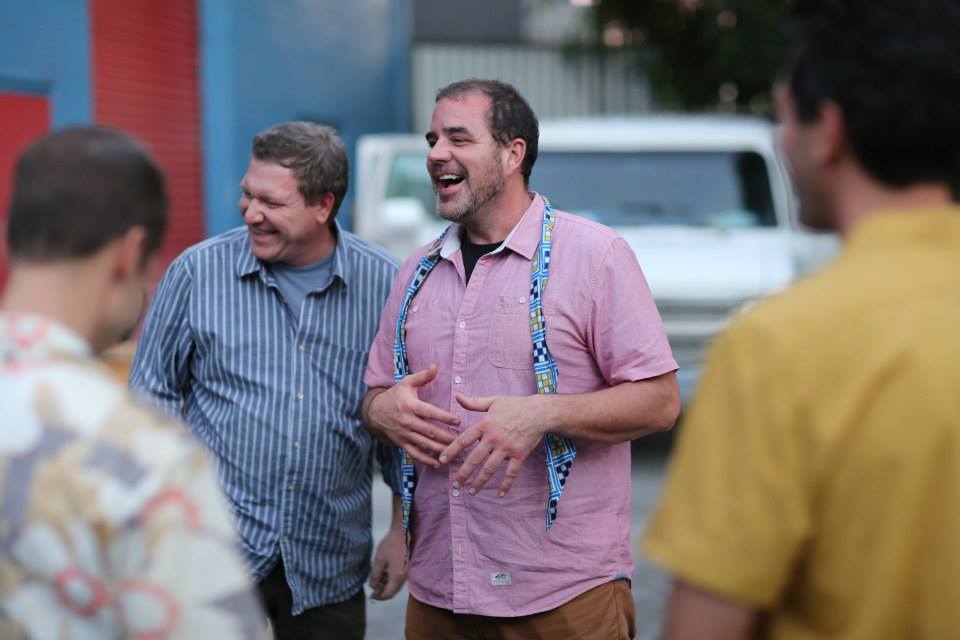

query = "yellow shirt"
[644,209,960,640]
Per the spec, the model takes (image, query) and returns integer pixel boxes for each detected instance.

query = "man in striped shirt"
[130,122,405,639]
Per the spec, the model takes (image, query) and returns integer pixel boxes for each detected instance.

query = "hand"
[367,365,459,467]
[369,526,408,601]
[439,393,550,497]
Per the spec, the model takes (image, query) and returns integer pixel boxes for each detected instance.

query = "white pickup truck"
[353,115,837,403]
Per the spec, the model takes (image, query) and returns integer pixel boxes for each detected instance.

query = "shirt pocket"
[401,296,447,374]
[488,295,535,370]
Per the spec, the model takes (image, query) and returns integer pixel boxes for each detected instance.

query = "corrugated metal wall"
[412,44,650,132]
[91,0,204,276]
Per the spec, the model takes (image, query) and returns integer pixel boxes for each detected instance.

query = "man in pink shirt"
[362,79,679,639]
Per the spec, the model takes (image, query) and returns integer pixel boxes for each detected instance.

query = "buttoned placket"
[447,249,497,613]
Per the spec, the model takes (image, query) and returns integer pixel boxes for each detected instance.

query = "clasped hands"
[368,364,551,496]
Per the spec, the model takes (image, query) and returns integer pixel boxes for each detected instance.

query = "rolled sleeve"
[589,238,678,384]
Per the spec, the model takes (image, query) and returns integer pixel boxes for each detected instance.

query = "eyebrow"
[425,126,474,142]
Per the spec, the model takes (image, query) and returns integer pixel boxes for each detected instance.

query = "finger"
[377,563,407,600]
[438,427,482,465]
[469,450,507,494]
[453,440,494,488]
[368,555,385,590]
[404,416,456,447]
[403,363,438,388]
[455,393,496,413]
[497,458,524,497]
[404,429,450,456]
[403,442,444,468]
[416,401,461,428]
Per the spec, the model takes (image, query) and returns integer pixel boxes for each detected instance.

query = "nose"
[241,198,264,224]
[427,138,452,165]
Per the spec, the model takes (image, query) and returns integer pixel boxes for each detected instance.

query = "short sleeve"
[642,316,813,607]
[364,254,422,389]
[588,237,678,384]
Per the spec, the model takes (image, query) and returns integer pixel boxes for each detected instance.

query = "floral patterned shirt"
[0,313,265,639]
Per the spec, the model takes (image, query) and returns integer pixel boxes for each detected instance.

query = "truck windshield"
[384,149,777,229]
[532,151,777,228]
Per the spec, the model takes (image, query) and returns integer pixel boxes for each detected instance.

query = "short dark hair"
[785,0,960,188]
[6,126,168,262]
[251,122,349,224]
[436,79,539,185]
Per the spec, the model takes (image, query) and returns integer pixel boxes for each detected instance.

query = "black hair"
[786,0,960,188]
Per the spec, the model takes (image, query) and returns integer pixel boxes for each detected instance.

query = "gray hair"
[251,121,349,224]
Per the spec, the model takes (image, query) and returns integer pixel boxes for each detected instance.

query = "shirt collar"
[846,206,960,254]
[234,221,352,286]
[438,193,545,261]
[0,312,92,361]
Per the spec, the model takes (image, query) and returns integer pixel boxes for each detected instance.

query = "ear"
[310,192,337,227]
[502,138,527,179]
[814,101,847,166]
[111,226,148,283]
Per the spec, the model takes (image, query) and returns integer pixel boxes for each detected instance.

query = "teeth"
[439,174,461,181]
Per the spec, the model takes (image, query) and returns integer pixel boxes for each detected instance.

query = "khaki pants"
[405,579,637,640]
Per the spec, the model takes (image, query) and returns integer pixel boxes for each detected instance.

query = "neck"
[463,183,533,245]
[1,261,105,351]
[833,176,953,237]
[286,224,336,267]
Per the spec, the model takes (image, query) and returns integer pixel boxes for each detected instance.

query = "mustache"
[429,162,467,180]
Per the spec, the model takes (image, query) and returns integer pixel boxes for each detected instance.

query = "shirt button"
[293,441,301,449]
[412,305,419,313]
[298,344,305,352]
[519,297,526,304]
[296,392,304,400]
[454,375,462,384]
[458,321,466,329]
[288,483,296,491]
[281,535,289,543]
[452,488,461,497]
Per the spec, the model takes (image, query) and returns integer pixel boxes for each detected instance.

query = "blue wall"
[0,0,93,127]
[200,0,412,235]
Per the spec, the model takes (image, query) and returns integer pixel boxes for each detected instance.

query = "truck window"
[385,152,440,220]
[530,151,777,228]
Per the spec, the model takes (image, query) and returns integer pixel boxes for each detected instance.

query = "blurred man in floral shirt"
[0,126,263,639]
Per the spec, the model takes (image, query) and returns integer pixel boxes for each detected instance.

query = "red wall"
[0,92,51,291]
[90,0,204,280]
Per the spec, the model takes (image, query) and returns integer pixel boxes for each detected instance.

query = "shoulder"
[170,227,249,271]
[719,261,852,363]
[552,210,624,256]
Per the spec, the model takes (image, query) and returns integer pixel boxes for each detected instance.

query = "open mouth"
[435,173,465,190]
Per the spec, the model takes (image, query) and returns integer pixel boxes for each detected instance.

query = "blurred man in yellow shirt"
[643,1,960,639]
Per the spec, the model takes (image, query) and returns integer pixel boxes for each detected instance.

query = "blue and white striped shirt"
[129,225,401,614]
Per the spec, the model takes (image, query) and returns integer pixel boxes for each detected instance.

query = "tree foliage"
[591,0,790,112]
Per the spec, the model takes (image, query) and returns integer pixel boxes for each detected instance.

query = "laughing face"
[238,158,329,266]
[426,92,507,224]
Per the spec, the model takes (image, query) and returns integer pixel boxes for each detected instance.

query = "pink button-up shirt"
[365,194,677,616]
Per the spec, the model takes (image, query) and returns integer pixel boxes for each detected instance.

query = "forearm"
[362,387,389,439]
[544,372,679,443]
[389,492,403,531]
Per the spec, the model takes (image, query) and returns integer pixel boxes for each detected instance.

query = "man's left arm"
[660,580,756,640]
[442,236,680,495]
[368,492,407,600]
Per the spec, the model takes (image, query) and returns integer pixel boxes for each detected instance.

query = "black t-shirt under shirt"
[460,233,501,283]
